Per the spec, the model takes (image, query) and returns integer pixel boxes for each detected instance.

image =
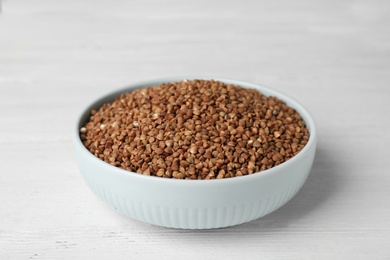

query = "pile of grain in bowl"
[80,79,309,179]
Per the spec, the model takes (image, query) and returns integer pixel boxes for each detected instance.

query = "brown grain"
[80,79,309,179]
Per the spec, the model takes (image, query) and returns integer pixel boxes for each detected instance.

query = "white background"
[1,0,390,259]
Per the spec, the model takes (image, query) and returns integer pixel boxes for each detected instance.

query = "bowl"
[73,78,317,229]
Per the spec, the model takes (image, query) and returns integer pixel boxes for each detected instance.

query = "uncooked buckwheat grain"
[80,79,309,179]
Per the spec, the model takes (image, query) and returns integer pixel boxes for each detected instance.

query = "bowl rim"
[73,77,317,185]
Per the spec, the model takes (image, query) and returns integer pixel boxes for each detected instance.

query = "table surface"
[1,0,390,259]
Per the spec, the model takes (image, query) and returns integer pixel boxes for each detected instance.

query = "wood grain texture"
[1,0,390,259]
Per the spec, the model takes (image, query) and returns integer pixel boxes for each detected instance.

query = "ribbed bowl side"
[86,173,307,229]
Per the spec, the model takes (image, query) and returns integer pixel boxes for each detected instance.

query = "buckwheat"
[81,80,309,179]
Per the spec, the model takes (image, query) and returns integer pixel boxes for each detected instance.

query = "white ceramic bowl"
[73,78,317,229]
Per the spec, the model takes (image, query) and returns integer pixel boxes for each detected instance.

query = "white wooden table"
[1,0,390,259]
